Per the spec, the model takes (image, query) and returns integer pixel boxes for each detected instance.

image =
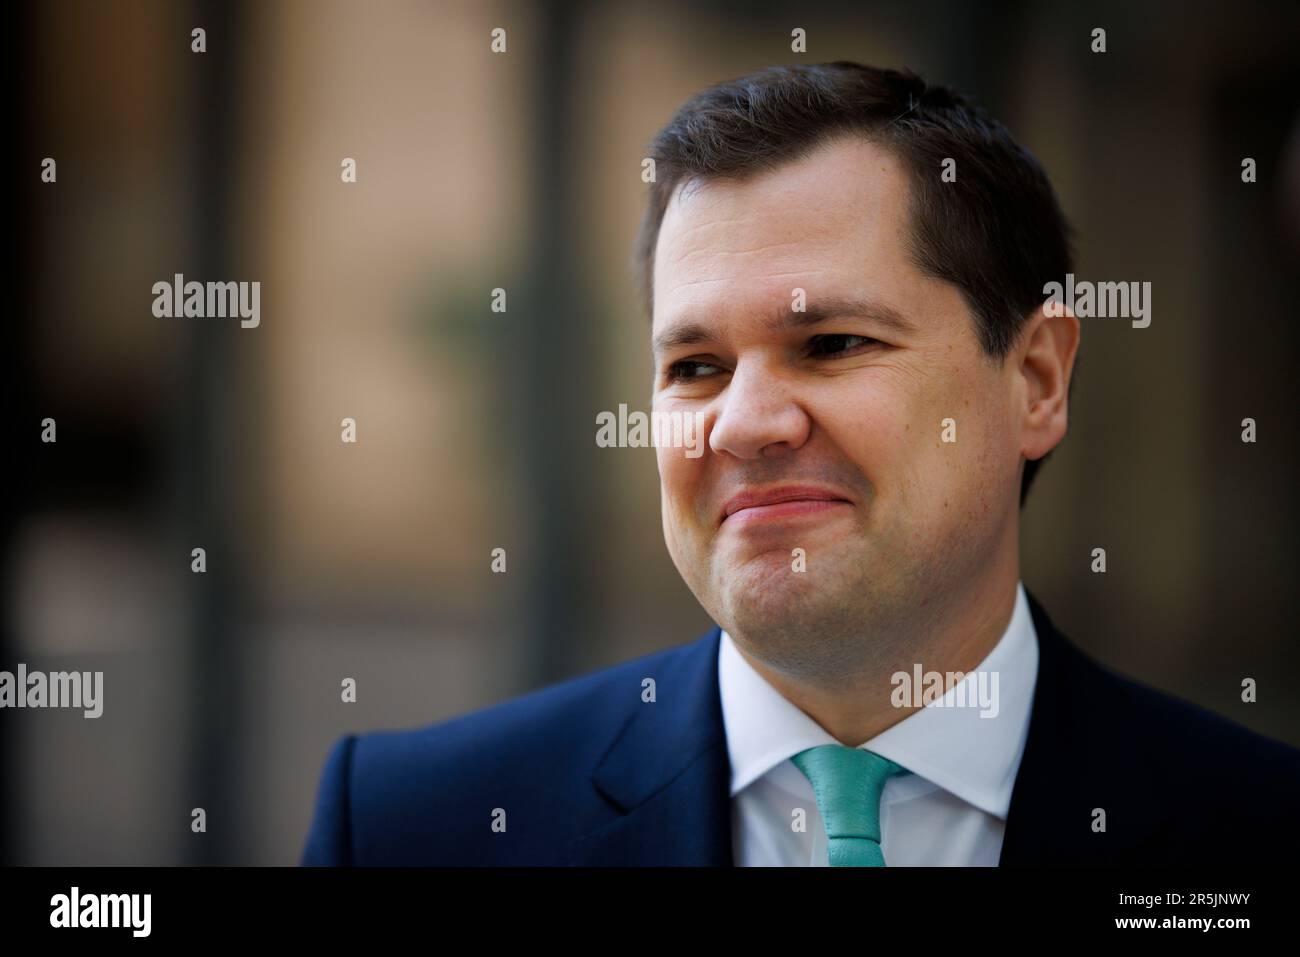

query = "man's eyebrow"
[652,295,916,353]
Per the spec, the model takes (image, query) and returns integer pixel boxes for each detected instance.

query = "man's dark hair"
[633,61,1075,505]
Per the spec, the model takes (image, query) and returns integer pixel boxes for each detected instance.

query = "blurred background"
[7,0,1299,864]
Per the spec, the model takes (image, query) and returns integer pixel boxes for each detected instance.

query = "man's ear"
[1016,302,1080,465]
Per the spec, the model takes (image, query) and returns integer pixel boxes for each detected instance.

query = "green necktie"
[791,744,910,866]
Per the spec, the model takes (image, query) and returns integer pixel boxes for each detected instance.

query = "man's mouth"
[720,485,854,526]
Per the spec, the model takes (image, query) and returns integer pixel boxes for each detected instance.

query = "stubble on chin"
[711,545,910,687]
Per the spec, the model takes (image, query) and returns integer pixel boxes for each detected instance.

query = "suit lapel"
[567,592,1156,866]
[999,590,1160,865]
[567,627,734,866]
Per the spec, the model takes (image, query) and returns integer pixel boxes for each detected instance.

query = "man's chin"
[713,552,846,631]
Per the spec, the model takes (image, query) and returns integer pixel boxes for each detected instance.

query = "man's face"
[651,134,1024,679]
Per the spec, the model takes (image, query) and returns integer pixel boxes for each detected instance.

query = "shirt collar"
[717,581,1039,819]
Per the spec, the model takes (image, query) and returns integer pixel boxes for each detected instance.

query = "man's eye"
[666,359,723,381]
[809,333,878,357]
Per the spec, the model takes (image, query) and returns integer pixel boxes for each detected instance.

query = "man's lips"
[720,485,853,525]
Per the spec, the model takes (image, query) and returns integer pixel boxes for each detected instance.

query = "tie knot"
[791,744,910,865]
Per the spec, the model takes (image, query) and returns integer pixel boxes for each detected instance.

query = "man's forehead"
[651,137,915,328]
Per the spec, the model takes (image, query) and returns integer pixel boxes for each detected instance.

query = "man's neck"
[733,569,1021,746]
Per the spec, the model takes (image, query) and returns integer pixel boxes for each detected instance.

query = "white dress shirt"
[718,581,1039,866]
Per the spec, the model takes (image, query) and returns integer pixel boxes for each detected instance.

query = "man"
[301,62,1300,866]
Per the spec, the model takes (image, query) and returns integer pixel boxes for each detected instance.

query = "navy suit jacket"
[301,591,1300,865]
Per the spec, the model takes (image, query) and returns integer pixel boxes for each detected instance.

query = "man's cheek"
[847,405,931,504]
[657,450,691,512]
[871,408,959,512]
[659,466,700,553]
[654,444,672,481]
[921,406,1003,511]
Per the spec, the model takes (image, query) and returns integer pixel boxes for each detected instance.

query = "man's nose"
[708,361,811,459]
